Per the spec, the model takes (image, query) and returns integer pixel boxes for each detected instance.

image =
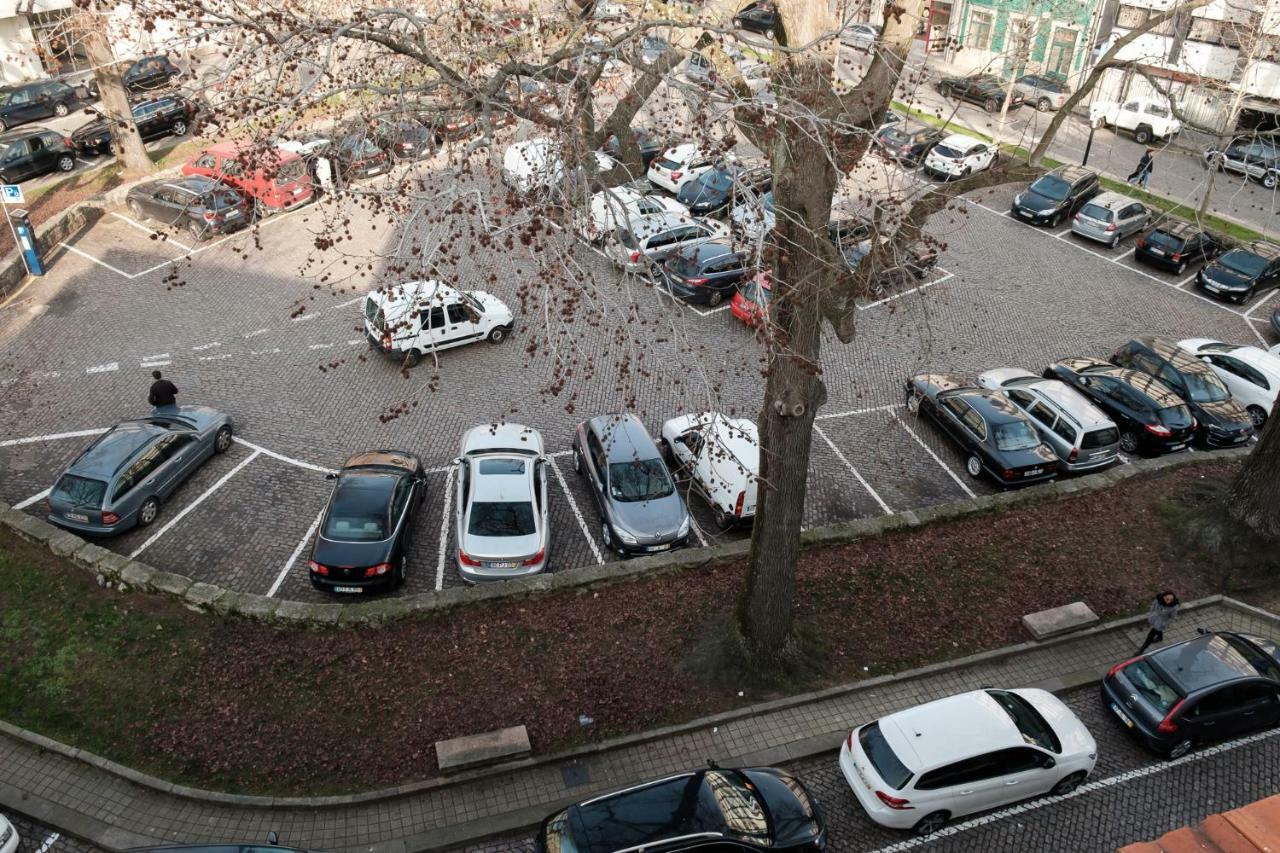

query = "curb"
[0,444,1252,628]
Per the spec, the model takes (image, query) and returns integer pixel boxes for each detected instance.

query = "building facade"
[943,0,1106,85]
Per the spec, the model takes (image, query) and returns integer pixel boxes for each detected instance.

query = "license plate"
[1024,468,1043,477]
[1147,247,1163,256]
[224,209,240,218]
[369,166,385,175]
[66,512,88,522]
[1233,435,1248,443]
[1110,702,1135,729]
[646,543,671,552]
[333,585,362,594]
[1169,443,1186,451]
[486,561,519,569]
[293,187,304,195]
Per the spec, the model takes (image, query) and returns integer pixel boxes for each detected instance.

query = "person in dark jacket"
[1128,148,1154,190]
[1137,590,1179,654]
[148,370,178,409]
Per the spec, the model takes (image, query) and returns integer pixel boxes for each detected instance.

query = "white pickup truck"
[1089,97,1182,144]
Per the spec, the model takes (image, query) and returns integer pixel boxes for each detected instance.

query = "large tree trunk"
[736,61,838,667]
[1225,413,1280,540]
[82,13,152,177]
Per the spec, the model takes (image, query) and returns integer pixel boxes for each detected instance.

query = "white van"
[363,280,514,366]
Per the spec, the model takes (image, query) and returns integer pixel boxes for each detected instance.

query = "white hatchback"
[923,133,996,179]
[1179,338,1280,429]
[647,143,719,194]
[579,183,689,243]
[661,412,759,529]
[840,688,1097,835]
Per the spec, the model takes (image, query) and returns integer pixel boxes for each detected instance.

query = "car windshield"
[1126,659,1182,713]
[1029,175,1071,201]
[51,474,107,508]
[608,458,674,502]
[669,251,703,276]
[880,127,910,144]
[704,771,769,840]
[1079,203,1112,222]
[1220,250,1268,276]
[993,421,1043,451]
[702,169,736,193]
[859,722,912,789]
[468,501,536,536]
[276,158,305,182]
[463,292,485,313]
[642,36,666,50]
[932,144,961,159]
[988,690,1062,752]
[0,90,11,106]
[1183,369,1230,403]
[1144,230,1185,251]
[0,141,13,160]
[654,156,681,170]
[742,277,770,305]
[206,188,243,210]
[1082,427,1119,449]
[1147,104,1170,117]
[322,476,393,541]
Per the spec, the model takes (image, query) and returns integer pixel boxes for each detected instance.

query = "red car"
[181,141,313,213]
[731,271,772,326]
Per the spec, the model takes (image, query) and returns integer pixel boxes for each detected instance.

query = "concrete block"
[119,561,156,590]
[47,530,86,557]
[92,549,132,580]
[183,581,225,610]
[1022,601,1099,641]
[436,725,531,771]
[235,594,279,621]
[147,571,194,598]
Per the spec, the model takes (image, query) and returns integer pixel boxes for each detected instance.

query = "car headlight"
[1014,192,1024,205]
[615,526,638,545]
[678,516,691,538]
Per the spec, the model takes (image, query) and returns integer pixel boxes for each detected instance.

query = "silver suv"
[605,211,730,274]
[977,368,1121,471]
[1071,192,1150,248]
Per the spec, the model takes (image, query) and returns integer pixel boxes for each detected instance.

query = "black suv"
[71,96,197,156]
[0,80,78,129]
[733,1,785,43]
[0,127,76,183]
[1196,240,1280,303]
[937,74,1026,112]
[1044,357,1195,456]
[85,55,181,98]
[1011,165,1099,226]
[1135,221,1227,274]
[1110,338,1254,448]
[1102,631,1280,760]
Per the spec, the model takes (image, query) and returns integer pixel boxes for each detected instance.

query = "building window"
[966,9,994,51]
[1046,27,1078,76]
[1116,5,1148,28]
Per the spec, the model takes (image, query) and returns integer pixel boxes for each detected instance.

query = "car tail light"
[1002,468,1015,480]
[307,560,329,576]
[102,511,120,524]
[845,731,854,751]
[686,277,709,286]
[521,549,545,566]
[381,330,392,352]
[397,142,411,149]
[629,251,641,263]
[203,210,221,223]
[1145,423,1172,437]
[363,562,392,578]
[1136,236,1145,248]
[735,490,745,517]
[1171,252,1182,261]
[1108,655,1140,678]
[670,170,682,181]
[1068,446,1078,463]
[1191,418,1198,431]
[875,790,913,810]
[1074,212,1082,221]
[446,122,458,131]
[1157,699,1186,733]
[459,550,483,567]
[63,135,73,148]
[1106,223,1117,232]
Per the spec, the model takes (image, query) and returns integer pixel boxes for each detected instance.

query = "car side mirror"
[1078,376,1090,386]
[324,472,337,480]
[1040,755,1056,769]
[452,457,462,465]
[266,832,279,846]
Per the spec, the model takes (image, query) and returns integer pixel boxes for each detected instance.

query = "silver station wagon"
[977,368,1121,472]
[46,406,234,535]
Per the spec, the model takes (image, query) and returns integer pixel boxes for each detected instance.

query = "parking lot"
[1,141,1275,604]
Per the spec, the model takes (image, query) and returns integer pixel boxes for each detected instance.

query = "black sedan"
[1196,241,1280,303]
[1135,221,1226,274]
[734,1,785,42]
[874,123,943,165]
[125,176,250,241]
[308,450,426,593]
[368,116,435,160]
[1010,165,1099,227]
[1102,631,1280,760]
[937,74,1026,112]
[659,241,749,306]
[537,766,825,852]
[904,374,1058,485]
[678,162,771,216]
[604,126,664,169]
[330,129,391,180]
[1044,357,1195,455]
[1111,337,1254,448]
[71,95,196,156]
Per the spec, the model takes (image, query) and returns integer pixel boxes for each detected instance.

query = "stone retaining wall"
[0,445,1250,626]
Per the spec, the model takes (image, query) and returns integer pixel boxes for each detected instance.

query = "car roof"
[343,449,420,472]
[1152,220,1204,239]
[630,211,697,235]
[202,140,301,162]
[589,413,660,462]
[880,690,1021,772]
[1048,164,1095,183]
[682,240,737,264]
[1027,380,1114,428]
[572,772,719,851]
[963,391,1028,425]
[461,422,543,456]
[70,422,168,478]
[938,133,982,148]
[1059,358,1185,405]
[662,142,700,160]
[369,279,461,308]
[1128,337,1214,375]
[471,455,534,502]
[0,126,55,141]
[1244,241,1280,259]
[1086,191,1138,209]
[1150,633,1272,694]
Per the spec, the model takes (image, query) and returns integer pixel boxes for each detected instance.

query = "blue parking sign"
[1,184,23,204]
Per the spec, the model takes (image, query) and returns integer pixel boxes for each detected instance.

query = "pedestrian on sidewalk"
[148,370,178,411]
[1128,148,1155,190]
[1137,590,1179,654]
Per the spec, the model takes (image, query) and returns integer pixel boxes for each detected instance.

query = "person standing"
[1128,148,1154,190]
[1137,590,1179,654]
[148,370,178,410]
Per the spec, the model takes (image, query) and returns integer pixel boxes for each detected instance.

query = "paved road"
[462,686,1280,852]
[4,813,99,853]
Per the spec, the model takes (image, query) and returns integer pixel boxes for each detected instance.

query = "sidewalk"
[2,596,1278,853]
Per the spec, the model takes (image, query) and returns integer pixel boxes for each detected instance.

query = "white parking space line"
[1244,290,1280,319]
[1053,226,1073,238]
[141,360,171,368]
[1176,272,1198,289]
[14,487,51,510]
[548,455,605,566]
[232,437,337,474]
[129,449,262,559]
[814,423,893,514]
[110,211,194,252]
[435,466,456,591]
[85,362,118,374]
[35,833,61,853]
[893,415,978,499]
[1111,247,1137,262]
[58,241,136,279]
[331,296,366,310]
[77,157,95,166]
[867,726,1280,853]
[268,504,326,597]
[858,269,955,311]
[244,328,270,338]
[0,427,107,447]
[127,203,312,279]
[815,403,900,421]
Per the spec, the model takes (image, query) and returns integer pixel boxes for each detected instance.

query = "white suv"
[840,688,1097,835]
[1090,97,1181,144]
[647,143,719,193]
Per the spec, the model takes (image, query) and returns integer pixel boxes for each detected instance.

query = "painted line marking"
[292,313,320,323]
[86,362,119,374]
[893,415,978,499]
[129,449,261,559]
[77,156,95,166]
[1053,226,1073,238]
[59,241,135,278]
[0,428,107,448]
[1176,273,1198,289]
[111,211,194,252]
[14,487,51,510]
[192,342,221,351]
[35,833,61,853]
[125,203,310,278]
[858,269,955,311]
[199,354,232,361]
[348,339,365,346]
[268,504,326,597]
[867,726,1280,853]
[244,328,270,338]
[1112,246,1137,262]
[435,466,456,591]
[250,348,283,356]
[548,455,605,566]
[1244,289,1280,319]
[814,423,893,514]
[816,403,899,421]
[309,343,334,350]
[143,353,171,360]
[687,507,709,548]
[231,437,336,474]
[140,360,171,368]
[331,296,365,309]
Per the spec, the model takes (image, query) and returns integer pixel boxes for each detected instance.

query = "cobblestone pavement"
[463,685,1280,853]
[1,148,1276,602]
[5,813,100,853]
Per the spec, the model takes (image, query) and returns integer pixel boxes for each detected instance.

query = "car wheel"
[172,119,189,136]
[402,349,421,368]
[57,154,75,172]
[138,496,161,527]
[1134,126,1152,144]
[0,117,7,131]
[128,199,146,220]
[487,326,508,344]
[984,98,998,113]
[905,390,920,413]
[1175,260,1187,275]
[764,28,775,40]
[939,84,952,98]
[54,101,69,117]
[1037,97,1052,112]
[965,454,983,479]
[714,507,733,530]
[1119,429,1139,454]
[1051,771,1087,796]
[913,811,949,836]
[1265,172,1279,190]
[960,167,971,180]
[601,523,613,549]
[1242,286,1256,304]
[1247,405,1268,430]
[213,425,233,454]
[707,289,724,308]
[573,446,583,474]
[1108,233,1119,249]
[1166,739,1194,760]
[188,220,207,242]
